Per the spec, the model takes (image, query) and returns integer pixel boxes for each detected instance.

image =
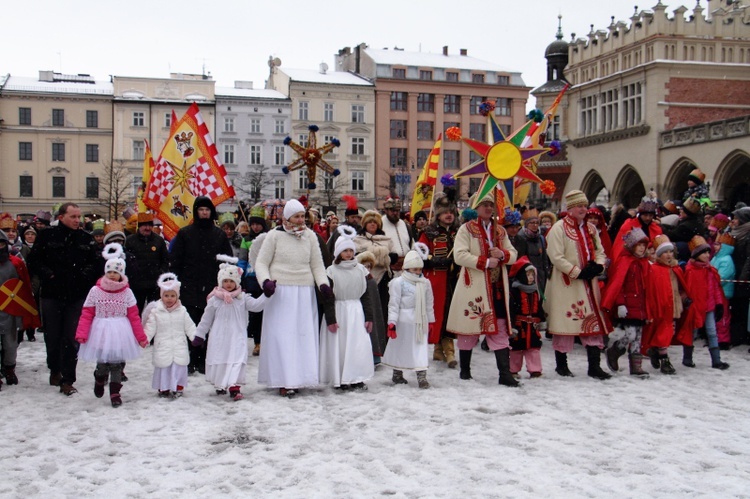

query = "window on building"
[446,72,459,82]
[351,104,365,123]
[274,179,285,199]
[321,172,334,190]
[324,103,334,122]
[274,145,285,165]
[351,171,365,192]
[86,177,99,199]
[469,177,482,195]
[298,101,309,121]
[601,88,619,132]
[390,120,407,139]
[419,70,433,81]
[86,144,99,163]
[165,113,172,128]
[298,134,308,148]
[497,75,510,85]
[132,140,145,160]
[19,107,31,125]
[351,137,365,155]
[392,68,406,79]
[499,125,511,137]
[224,144,235,164]
[496,98,511,116]
[19,142,32,161]
[417,121,434,141]
[580,94,598,135]
[19,175,33,197]
[469,123,486,141]
[52,143,65,161]
[275,119,285,134]
[623,82,642,127]
[443,150,459,170]
[390,92,407,111]
[249,145,262,165]
[550,115,561,141]
[52,109,65,126]
[416,149,430,169]
[472,73,485,83]
[417,93,435,112]
[52,176,66,198]
[469,96,484,115]
[132,112,144,127]
[86,110,98,128]
[444,95,460,114]
[323,135,336,146]
[224,118,235,132]
[250,118,261,133]
[298,170,307,189]
[469,151,481,164]
[390,148,407,168]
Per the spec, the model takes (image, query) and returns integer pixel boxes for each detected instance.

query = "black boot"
[709,347,730,370]
[110,382,123,407]
[459,349,473,380]
[605,344,626,372]
[3,365,18,385]
[659,355,676,375]
[682,346,695,368]
[494,348,519,387]
[586,346,612,380]
[554,350,574,377]
[94,373,108,398]
[647,348,660,369]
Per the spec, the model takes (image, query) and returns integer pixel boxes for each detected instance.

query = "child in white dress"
[193,256,267,401]
[382,246,435,388]
[142,273,197,398]
[319,226,375,390]
[75,243,148,407]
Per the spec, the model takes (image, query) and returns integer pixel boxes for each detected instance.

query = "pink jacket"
[75,277,147,344]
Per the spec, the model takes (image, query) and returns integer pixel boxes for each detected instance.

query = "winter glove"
[327,323,339,333]
[191,336,205,347]
[617,305,628,319]
[387,323,397,339]
[262,279,276,297]
[365,321,373,333]
[319,284,334,300]
[714,305,724,322]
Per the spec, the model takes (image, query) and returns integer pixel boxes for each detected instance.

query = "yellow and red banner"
[136,139,155,213]
[410,133,442,218]
[144,103,235,240]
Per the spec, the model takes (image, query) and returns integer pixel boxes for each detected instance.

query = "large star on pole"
[282,124,340,190]
[450,109,550,208]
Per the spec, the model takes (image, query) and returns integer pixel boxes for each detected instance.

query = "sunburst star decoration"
[282,124,340,190]
[167,160,196,194]
[448,105,550,208]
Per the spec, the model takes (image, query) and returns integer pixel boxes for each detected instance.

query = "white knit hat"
[216,254,242,287]
[102,243,126,278]
[333,225,357,258]
[157,272,181,297]
[283,199,306,220]
[402,250,424,270]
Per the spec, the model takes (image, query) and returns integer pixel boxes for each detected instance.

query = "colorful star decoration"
[448,106,550,208]
[282,124,340,190]
[166,160,195,194]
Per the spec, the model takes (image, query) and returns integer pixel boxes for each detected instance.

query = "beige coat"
[446,219,517,336]
[543,216,610,336]
[354,232,393,284]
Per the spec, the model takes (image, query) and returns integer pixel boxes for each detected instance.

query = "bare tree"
[94,159,134,220]
[234,165,277,205]
[377,165,399,199]
[311,173,349,213]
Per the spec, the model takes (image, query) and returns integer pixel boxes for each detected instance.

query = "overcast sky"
[2,0,709,108]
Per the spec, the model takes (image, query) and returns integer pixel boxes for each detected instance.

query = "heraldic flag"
[410,133,442,218]
[144,103,235,240]
[136,139,155,213]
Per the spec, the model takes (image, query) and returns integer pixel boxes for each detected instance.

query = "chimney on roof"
[39,70,54,82]
[234,81,253,89]
[460,49,468,56]
[443,46,449,56]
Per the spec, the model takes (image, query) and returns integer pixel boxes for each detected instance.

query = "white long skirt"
[257,285,320,389]
[319,299,375,387]
[152,363,188,392]
[78,317,142,363]
[206,363,247,390]
[381,308,429,371]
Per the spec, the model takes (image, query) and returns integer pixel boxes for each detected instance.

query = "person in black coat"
[169,196,233,373]
[27,203,99,395]
[125,213,169,313]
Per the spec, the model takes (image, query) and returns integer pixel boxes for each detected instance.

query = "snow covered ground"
[2,338,750,498]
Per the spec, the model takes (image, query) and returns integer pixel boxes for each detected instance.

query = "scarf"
[207,286,242,304]
[99,275,128,292]
[512,280,538,294]
[731,223,750,242]
[283,221,306,239]
[401,270,428,342]
[337,259,358,270]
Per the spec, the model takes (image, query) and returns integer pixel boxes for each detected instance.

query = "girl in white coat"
[382,246,435,388]
[193,256,267,401]
[142,273,197,398]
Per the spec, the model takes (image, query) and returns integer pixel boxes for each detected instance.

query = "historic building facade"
[533,2,750,210]
[336,44,532,209]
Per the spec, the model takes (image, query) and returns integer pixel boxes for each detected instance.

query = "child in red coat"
[602,228,652,377]
[508,257,546,378]
[682,236,730,370]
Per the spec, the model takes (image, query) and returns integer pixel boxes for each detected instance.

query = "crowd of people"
[0,167,748,405]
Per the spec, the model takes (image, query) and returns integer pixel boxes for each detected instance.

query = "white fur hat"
[216,254,242,287]
[102,243,126,278]
[283,199,306,220]
[157,272,181,297]
[333,225,357,258]
[402,250,424,270]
